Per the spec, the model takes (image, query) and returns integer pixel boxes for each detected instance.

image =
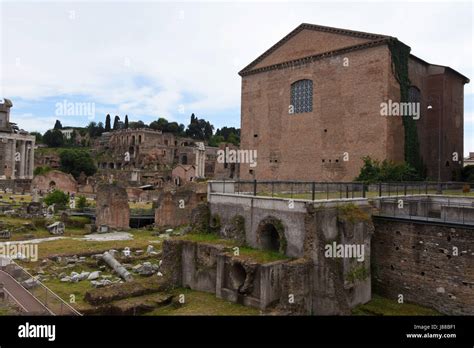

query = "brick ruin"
[31,170,78,194]
[161,200,374,315]
[154,183,207,228]
[372,218,474,315]
[95,184,130,230]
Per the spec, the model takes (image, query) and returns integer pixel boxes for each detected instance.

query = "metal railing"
[374,197,474,226]
[1,286,28,313]
[209,180,474,201]
[4,261,82,316]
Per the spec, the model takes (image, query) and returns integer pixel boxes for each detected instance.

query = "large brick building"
[239,24,469,181]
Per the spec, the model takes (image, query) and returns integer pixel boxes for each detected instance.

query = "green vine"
[388,39,424,178]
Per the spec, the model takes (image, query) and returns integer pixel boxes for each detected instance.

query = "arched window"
[291,79,313,114]
[408,86,421,103]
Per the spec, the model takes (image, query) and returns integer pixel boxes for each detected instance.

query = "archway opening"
[259,223,280,252]
[229,262,246,293]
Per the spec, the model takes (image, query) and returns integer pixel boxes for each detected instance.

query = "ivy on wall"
[388,39,425,178]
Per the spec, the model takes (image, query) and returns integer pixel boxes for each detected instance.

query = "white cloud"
[0,1,472,130]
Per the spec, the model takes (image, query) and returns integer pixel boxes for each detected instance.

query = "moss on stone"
[337,203,370,223]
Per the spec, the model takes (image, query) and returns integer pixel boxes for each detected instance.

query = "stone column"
[19,141,26,178]
[195,151,200,176]
[28,141,35,179]
[11,139,16,179]
[201,151,205,177]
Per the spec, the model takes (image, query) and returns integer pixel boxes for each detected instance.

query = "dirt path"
[0,270,51,315]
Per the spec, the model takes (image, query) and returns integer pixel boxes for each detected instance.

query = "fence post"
[253,179,257,196]
[346,185,349,199]
[378,183,382,197]
[362,183,366,198]
[311,182,315,201]
[326,183,329,200]
[404,184,407,196]
[425,182,428,195]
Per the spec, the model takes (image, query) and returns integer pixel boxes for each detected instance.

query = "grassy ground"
[1,214,444,316]
[352,294,441,316]
[178,233,290,263]
[146,288,261,316]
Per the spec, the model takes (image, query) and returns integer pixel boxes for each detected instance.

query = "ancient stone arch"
[256,216,287,253]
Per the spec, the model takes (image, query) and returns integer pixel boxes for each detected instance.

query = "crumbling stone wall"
[303,204,373,315]
[95,184,130,230]
[31,170,78,193]
[372,218,474,315]
[154,183,207,228]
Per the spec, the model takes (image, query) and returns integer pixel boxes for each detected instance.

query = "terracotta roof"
[240,37,392,77]
[239,23,469,83]
[409,54,470,83]
[239,23,393,76]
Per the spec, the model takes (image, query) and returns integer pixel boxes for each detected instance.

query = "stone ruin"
[159,202,374,315]
[95,184,130,230]
[47,221,65,235]
[154,182,207,228]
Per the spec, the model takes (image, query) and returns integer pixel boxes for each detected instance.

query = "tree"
[77,195,88,210]
[33,166,52,176]
[129,120,146,129]
[43,129,65,148]
[113,115,120,130]
[53,120,63,130]
[208,135,225,147]
[355,156,420,183]
[60,149,97,179]
[86,122,105,138]
[124,115,129,129]
[44,190,69,209]
[215,127,240,145]
[185,113,214,140]
[30,132,43,143]
[105,114,111,131]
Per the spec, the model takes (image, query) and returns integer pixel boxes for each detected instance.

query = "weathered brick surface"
[154,183,207,227]
[372,218,474,315]
[95,184,130,230]
[240,26,467,181]
[240,43,403,181]
[31,170,78,193]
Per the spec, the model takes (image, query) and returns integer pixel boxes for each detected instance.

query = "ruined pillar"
[19,140,26,178]
[28,141,35,179]
[11,139,16,179]
[95,183,130,230]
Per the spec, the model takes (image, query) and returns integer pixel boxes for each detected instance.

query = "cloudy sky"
[0,0,473,154]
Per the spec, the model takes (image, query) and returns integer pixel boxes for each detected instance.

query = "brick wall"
[372,218,474,315]
[240,44,403,181]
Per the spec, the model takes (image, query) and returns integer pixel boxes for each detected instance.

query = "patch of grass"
[352,294,441,316]
[178,233,234,246]
[237,247,289,263]
[147,288,261,316]
[178,233,289,263]
[40,278,95,312]
[337,203,370,223]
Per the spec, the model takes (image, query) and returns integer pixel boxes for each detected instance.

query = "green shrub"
[33,166,52,176]
[66,216,90,228]
[355,156,421,183]
[461,165,474,182]
[77,195,88,210]
[44,190,69,209]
